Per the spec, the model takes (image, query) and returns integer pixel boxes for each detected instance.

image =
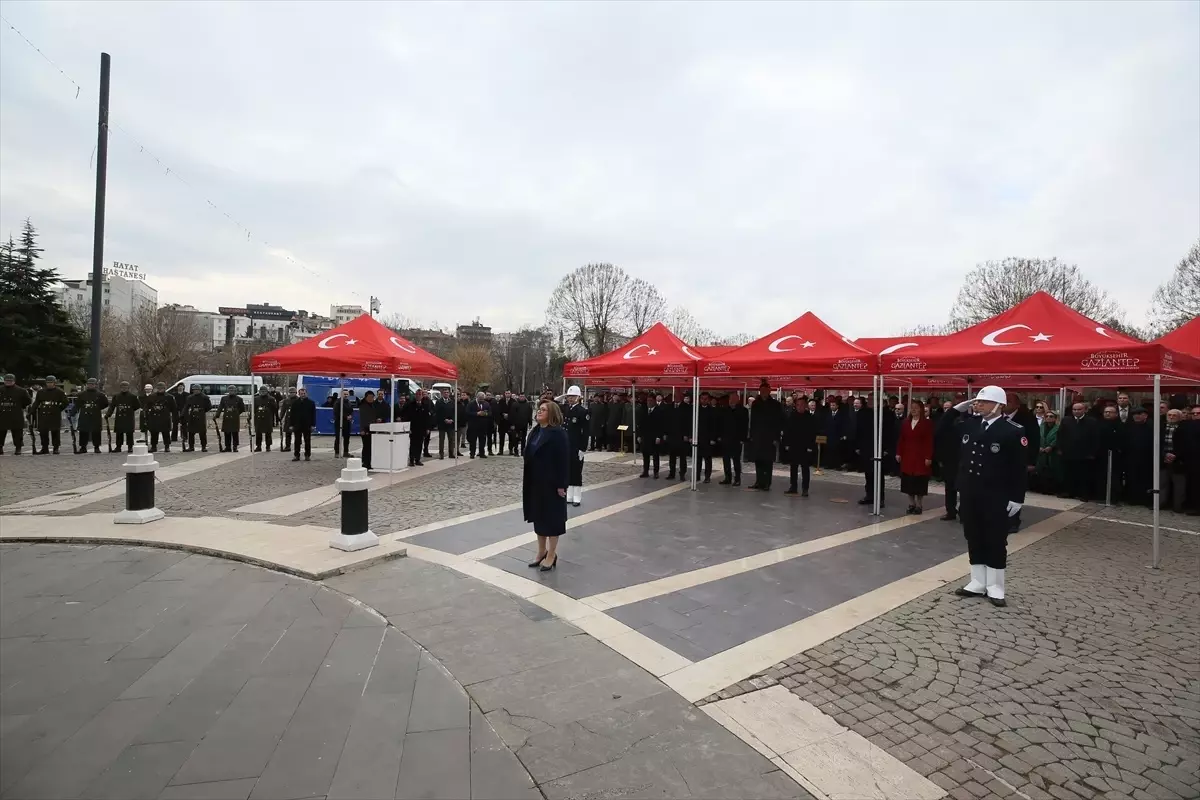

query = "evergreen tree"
[0,218,89,384]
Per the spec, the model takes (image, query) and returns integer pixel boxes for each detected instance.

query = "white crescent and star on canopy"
[389,336,418,353]
[981,324,1053,346]
[879,342,917,355]
[1095,327,1113,338]
[623,344,659,360]
[317,333,359,349]
[680,345,701,360]
[768,336,817,353]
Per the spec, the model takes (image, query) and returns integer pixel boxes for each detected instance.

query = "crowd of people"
[581,383,1200,518]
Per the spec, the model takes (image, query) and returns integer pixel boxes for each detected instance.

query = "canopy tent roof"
[853,335,943,356]
[699,312,875,380]
[564,322,705,381]
[250,314,458,380]
[1154,317,1200,357]
[880,292,1200,383]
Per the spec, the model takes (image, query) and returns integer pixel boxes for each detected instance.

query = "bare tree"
[378,312,422,333]
[491,326,553,393]
[900,323,954,336]
[125,305,210,385]
[708,332,756,347]
[666,306,715,346]
[949,257,1123,328]
[627,278,667,336]
[449,344,493,390]
[545,263,632,357]
[1149,239,1200,335]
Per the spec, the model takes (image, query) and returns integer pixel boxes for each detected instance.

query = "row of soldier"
[0,375,311,456]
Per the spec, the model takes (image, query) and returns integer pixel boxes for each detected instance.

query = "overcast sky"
[1,1,1196,339]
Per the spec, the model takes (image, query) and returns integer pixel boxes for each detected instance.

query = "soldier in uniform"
[106,381,140,453]
[217,385,246,452]
[279,387,298,453]
[564,385,589,506]
[170,383,186,443]
[0,373,31,455]
[75,378,109,453]
[182,384,212,452]
[143,382,176,452]
[253,386,279,452]
[949,386,1028,608]
[31,375,68,454]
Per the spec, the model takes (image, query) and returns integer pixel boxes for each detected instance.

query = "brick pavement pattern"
[0,543,537,800]
[701,519,1200,800]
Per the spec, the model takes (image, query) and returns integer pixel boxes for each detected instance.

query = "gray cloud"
[1,0,1195,339]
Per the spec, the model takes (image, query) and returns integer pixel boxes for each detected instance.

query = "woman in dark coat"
[895,399,934,514]
[523,399,570,571]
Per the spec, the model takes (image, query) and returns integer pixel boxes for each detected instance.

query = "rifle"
[212,413,224,452]
[105,415,113,452]
[68,411,78,454]
[28,411,38,455]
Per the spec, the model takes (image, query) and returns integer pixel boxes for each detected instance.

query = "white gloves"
[954,400,973,413]
[578,450,585,460]
[1006,501,1022,517]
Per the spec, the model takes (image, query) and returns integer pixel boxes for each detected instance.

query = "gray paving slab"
[609,506,1056,659]
[157,777,259,800]
[395,727,472,800]
[469,706,540,800]
[406,653,470,733]
[404,477,647,555]
[84,740,198,800]
[326,695,408,800]
[481,477,922,599]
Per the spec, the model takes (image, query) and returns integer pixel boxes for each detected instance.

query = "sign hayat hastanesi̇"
[105,261,146,281]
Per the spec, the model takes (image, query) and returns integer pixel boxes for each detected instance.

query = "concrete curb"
[0,535,407,580]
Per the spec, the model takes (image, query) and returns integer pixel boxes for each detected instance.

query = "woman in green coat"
[1035,412,1060,495]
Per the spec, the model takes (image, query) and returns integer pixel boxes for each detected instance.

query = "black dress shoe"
[954,587,986,597]
[857,498,871,505]
[988,596,1007,607]
[639,472,649,478]
[940,513,956,521]
[784,488,798,495]
[801,490,809,497]
[528,556,546,568]
[540,558,557,572]
[733,477,741,487]
[719,478,731,485]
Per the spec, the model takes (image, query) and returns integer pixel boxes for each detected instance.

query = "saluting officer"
[950,385,1028,607]
[563,385,588,507]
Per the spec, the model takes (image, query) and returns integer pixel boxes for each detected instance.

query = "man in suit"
[1003,393,1040,532]
[466,391,491,459]
[935,400,963,521]
[1057,402,1100,501]
[638,393,664,478]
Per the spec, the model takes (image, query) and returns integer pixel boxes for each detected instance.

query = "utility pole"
[88,53,111,380]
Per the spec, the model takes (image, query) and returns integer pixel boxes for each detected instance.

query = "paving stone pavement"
[327,557,810,800]
[0,450,197,507]
[0,542,539,800]
[699,519,1200,800]
[283,455,639,533]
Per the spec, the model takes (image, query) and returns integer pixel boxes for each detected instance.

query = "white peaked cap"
[974,385,1007,405]
[566,385,582,397]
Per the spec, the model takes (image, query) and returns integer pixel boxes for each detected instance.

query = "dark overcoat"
[523,424,569,537]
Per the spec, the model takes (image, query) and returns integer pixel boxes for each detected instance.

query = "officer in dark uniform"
[279,387,298,453]
[31,375,68,454]
[106,381,140,453]
[253,386,279,452]
[75,377,109,453]
[564,385,588,506]
[183,384,212,451]
[949,386,1028,607]
[0,373,31,455]
[145,382,177,453]
[217,386,246,452]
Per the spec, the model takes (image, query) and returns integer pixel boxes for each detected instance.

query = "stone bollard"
[114,444,165,524]
[329,457,379,551]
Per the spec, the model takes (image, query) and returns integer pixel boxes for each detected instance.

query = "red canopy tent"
[700,311,875,379]
[250,314,457,379]
[564,322,705,387]
[1153,317,1200,358]
[880,291,1199,567]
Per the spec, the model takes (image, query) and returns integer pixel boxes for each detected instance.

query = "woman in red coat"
[896,399,934,514]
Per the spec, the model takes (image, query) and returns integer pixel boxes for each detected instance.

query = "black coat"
[782,409,817,466]
[290,397,317,430]
[435,398,456,432]
[668,402,693,453]
[522,424,569,537]
[31,387,68,432]
[466,400,491,434]
[605,401,623,436]
[143,392,177,433]
[1007,408,1041,467]
[183,393,212,425]
[747,395,783,462]
[589,401,607,436]
[721,404,749,446]
[75,388,109,433]
[697,405,718,451]
[1058,414,1100,461]
[107,391,141,433]
[0,384,31,429]
[638,403,666,449]
[935,408,964,469]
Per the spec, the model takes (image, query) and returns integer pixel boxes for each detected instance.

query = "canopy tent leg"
[691,376,699,491]
[250,372,255,477]
[388,375,395,486]
[453,380,459,460]
[873,374,883,516]
[1151,374,1161,569]
[631,380,637,463]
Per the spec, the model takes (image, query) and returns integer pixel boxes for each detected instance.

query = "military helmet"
[3,373,14,382]
[86,377,98,386]
[155,382,166,390]
[45,375,57,383]
[119,380,130,389]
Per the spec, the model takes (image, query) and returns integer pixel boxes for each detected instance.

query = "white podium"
[369,421,410,473]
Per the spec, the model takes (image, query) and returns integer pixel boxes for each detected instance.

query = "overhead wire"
[0,13,365,301]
